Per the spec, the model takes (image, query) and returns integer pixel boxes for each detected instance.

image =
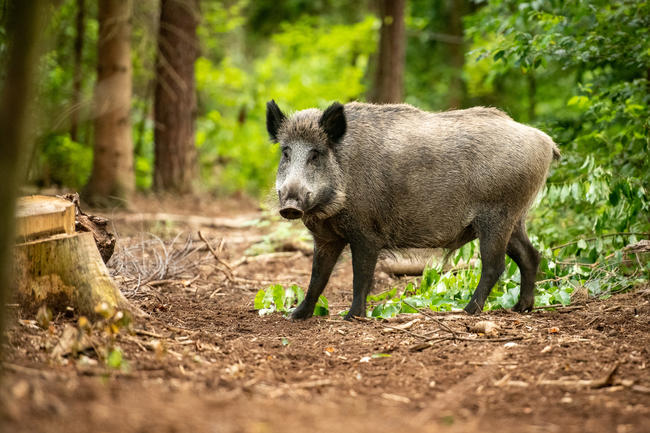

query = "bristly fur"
[277,109,329,147]
[269,100,561,318]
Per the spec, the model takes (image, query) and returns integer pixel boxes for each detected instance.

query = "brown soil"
[2,197,649,433]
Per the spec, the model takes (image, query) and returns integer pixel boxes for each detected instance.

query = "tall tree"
[70,0,85,142]
[153,0,199,194]
[447,0,467,109]
[85,0,134,206]
[370,0,406,104]
[0,0,46,355]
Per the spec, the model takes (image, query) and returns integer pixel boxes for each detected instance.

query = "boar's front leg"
[291,237,346,320]
[345,239,379,320]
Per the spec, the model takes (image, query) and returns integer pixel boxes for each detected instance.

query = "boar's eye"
[307,150,321,164]
[281,147,290,160]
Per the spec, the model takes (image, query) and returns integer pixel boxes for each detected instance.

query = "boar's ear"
[266,99,286,142]
[319,102,346,144]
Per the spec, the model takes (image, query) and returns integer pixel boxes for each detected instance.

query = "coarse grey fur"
[267,100,560,320]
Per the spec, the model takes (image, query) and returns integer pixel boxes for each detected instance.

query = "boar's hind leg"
[507,219,541,313]
[464,216,512,315]
[346,240,380,320]
[291,238,346,320]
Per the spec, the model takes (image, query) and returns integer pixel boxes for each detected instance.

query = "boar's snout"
[279,198,304,219]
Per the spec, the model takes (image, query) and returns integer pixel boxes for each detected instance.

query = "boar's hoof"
[512,299,534,313]
[279,206,304,220]
[290,304,313,320]
[464,300,484,315]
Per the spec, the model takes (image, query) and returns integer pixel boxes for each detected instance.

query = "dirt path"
[1,203,649,433]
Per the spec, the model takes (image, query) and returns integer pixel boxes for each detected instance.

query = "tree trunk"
[370,0,406,104]
[14,195,140,318]
[70,0,85,142]
[85,0,134,207]
[0,0,46,356]
[14,232,136,318]
[447,0,466,109]
[153,0,199,194]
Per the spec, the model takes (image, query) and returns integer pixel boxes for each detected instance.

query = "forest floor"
[1,195,649,433]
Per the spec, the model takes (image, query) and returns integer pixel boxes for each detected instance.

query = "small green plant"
[254,284,328,317]
[366,233,647,319]
[89,303,133,372]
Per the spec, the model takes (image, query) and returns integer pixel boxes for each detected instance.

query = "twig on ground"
[538,363,619,389]
[401,300,459,340]
[410,335,524,352]
[532,304,584,312]
[134,329,166,339]
[198,230,234,281]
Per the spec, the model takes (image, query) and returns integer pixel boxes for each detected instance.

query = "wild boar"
[266,100,560,319]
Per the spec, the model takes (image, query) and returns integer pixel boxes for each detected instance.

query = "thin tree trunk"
[447,0,466,109]
[70,0,85,142]
[85,0,134,206]
[370,0,406,104]
[153,0,199,194]
[0,0,46,357]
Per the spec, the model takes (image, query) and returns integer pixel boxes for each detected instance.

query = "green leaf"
[313,295,329,316]
[254,289,267,310]
[107,348,124,370]
[271,284,285,312]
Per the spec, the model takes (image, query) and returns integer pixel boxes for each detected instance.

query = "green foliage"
[195,13,377,195]
[254,284,328,317]
[34,133,92,189]
[367,234,647,319]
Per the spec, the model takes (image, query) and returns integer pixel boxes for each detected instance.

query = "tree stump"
[14,195,140,318]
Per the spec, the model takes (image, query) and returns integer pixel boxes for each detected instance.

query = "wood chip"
[469,321,500,336]
[381,393,411,404]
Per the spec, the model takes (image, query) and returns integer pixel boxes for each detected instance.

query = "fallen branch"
[538,363,619,389]
[410,335,524,352]
[2,362,56,379]
[550,233,648,251]
[113,212,258,229]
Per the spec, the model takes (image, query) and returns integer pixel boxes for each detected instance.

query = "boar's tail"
[552,146,561,161]
[535,128,561,161]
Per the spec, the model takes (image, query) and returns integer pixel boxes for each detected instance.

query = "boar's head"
[266,100,347,221]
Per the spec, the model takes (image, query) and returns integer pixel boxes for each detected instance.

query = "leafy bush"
[254,284,328,317]
[33,133,92,189]
[195,15,378,195]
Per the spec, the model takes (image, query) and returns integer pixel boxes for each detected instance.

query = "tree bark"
[85,0,134,207]
[70,0,85,142]
[153,0,199,194]
[14,232,137,318]
[447,0,466,109]
[0,0,46,357]
[370,0,406,104]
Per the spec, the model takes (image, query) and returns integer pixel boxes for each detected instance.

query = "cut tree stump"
[14,195,141,318]
[58,192,116,263]
[15,195,75,240]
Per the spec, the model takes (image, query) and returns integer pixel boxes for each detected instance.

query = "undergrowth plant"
[254,230,648,319]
